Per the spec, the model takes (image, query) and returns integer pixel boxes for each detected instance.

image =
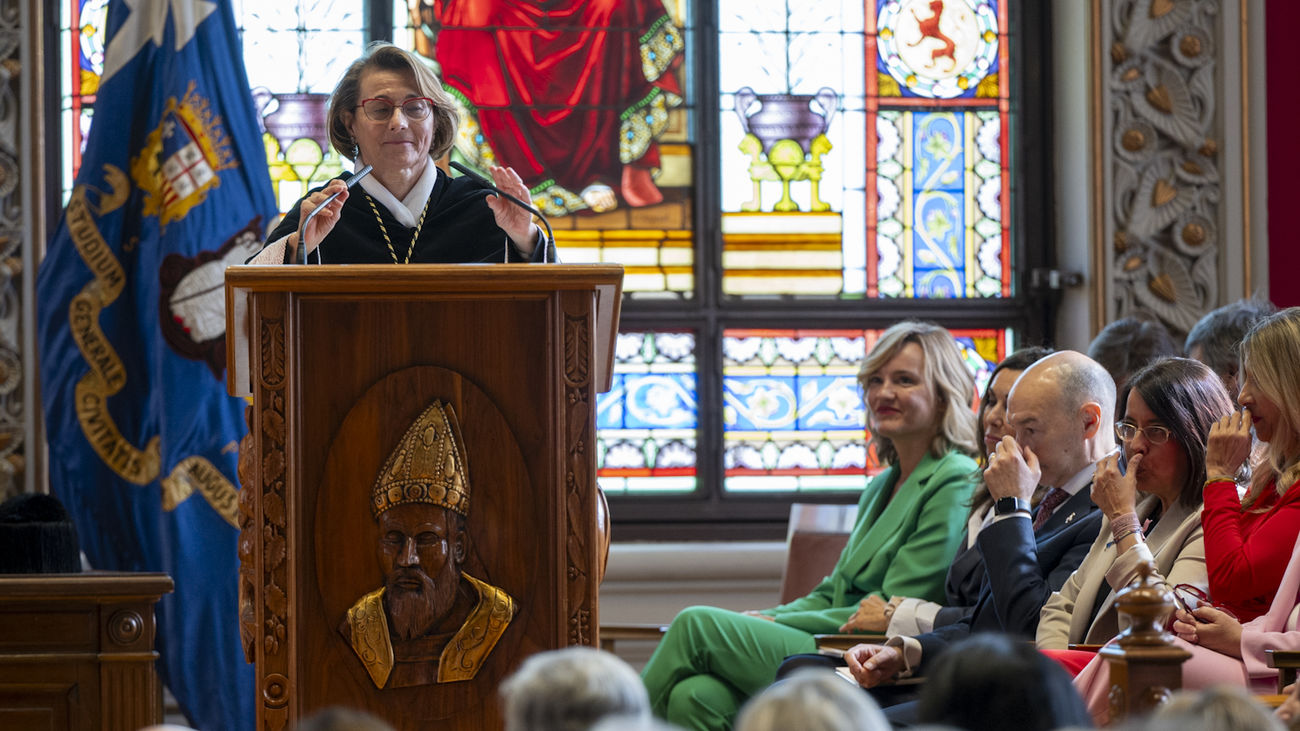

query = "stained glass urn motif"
[733,87,839,213]
[253,90,331,154]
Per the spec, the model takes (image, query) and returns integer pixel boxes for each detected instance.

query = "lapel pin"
[1065,512,1076,524]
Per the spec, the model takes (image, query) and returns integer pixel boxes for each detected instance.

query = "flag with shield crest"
[37,1,276,728]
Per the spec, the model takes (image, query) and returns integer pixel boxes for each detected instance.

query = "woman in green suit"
[641,320,983,731]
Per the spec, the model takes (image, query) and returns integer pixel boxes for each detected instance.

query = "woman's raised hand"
[1205,409,1253,479]
[298,178,349,254]
[1091,452,1139,520]
[485,165,539,251]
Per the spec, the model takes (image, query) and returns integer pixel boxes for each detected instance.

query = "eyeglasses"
[357,97,435,122]
[1171,583,1237,620]
[1114,422,1172,445]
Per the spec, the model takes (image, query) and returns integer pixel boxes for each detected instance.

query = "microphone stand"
[295,164,373,264]
[448,161,554,263]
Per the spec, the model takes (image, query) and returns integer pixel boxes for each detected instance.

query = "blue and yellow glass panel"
[722,327,1007,493]
[874,109,1005,296]
[235,0,365,212]
[394,0,696,298]
[61,0,109,193]
[596,331,698,495]
[868,0,1011,299]
[717,0,1009,299]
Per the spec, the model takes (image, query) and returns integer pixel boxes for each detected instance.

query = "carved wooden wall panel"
[1101,0,1237,332]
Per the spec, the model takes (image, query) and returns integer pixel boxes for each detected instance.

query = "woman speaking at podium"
[249,42,551,265]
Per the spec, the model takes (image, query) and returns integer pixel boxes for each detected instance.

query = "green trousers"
[640,606,819,731]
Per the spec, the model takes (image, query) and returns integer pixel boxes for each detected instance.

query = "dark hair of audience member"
[1118,357,1234,508]
[916,633,1091,731]
[1184,299,1276,385]
[1087,313,1179,392]
[293,707,395,731]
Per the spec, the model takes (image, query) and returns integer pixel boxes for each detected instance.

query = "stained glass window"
[597,331,698,495]
[722,327,1007,492]
[234,0,365,212]
[869,1,1010,299]
[718,0,1010,299]
[55,0,1042,524]
[60,0,109,200]
[394,0,696,298]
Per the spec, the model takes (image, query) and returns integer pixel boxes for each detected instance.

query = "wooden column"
[1099,561,1191,723]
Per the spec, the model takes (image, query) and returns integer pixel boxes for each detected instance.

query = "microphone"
[449,161,554,263]
[296,164,373,264]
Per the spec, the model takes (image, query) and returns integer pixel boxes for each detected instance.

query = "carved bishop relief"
[1107,0,1221,333]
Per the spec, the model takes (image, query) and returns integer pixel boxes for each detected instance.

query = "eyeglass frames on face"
[1114,422,1172,445]
[357,97,435,122]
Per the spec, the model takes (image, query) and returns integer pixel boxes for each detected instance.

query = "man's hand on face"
[983,435,1041,501]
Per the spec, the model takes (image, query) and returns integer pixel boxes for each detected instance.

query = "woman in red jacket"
[1193,306,1300,624]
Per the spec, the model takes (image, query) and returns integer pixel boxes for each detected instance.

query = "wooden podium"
[226,264,622,730]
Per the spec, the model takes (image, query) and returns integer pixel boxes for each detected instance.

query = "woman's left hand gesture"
[1091,452,1140,520]
[1172,605,1243,658]
[485,165,539,254]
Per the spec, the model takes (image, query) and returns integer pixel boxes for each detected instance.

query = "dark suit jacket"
[915,485,1103,674]
[932,526,988,628]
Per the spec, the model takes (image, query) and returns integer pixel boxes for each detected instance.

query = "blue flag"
[37,2,276,728]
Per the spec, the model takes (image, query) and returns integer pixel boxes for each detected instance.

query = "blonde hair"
[857,321,980,466]
[327,42,460,162]
[1240,307,1300,507]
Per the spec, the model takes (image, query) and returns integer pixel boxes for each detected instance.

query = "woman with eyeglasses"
[1071,308,1300,722]
[1035,358,1230,658]
[250,42,551,265]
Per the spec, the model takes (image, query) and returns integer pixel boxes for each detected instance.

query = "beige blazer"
[1036,494,1206,649]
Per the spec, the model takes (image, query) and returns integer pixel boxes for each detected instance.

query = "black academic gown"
[264,172,553,264]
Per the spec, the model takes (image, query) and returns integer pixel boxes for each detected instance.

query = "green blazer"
[764,448,978,634]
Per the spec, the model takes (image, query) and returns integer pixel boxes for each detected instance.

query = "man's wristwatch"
[994,496,1031,516]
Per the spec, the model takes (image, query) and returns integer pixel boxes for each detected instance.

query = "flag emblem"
[131,81,235,228]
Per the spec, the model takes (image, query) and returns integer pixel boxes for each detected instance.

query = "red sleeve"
[1201,478,1300,609]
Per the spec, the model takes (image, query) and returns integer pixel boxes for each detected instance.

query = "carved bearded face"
[377,502,466,641]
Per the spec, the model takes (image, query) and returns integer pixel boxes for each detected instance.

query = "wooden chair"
[1255,649,1300,708]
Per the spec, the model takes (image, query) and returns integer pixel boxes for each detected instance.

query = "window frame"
[608,0,1056,541]
[45,0,1057,541]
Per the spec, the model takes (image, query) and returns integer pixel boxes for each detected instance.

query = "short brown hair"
[327,42,459,162]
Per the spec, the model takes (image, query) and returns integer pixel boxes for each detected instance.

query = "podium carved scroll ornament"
[564,312,593,645]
